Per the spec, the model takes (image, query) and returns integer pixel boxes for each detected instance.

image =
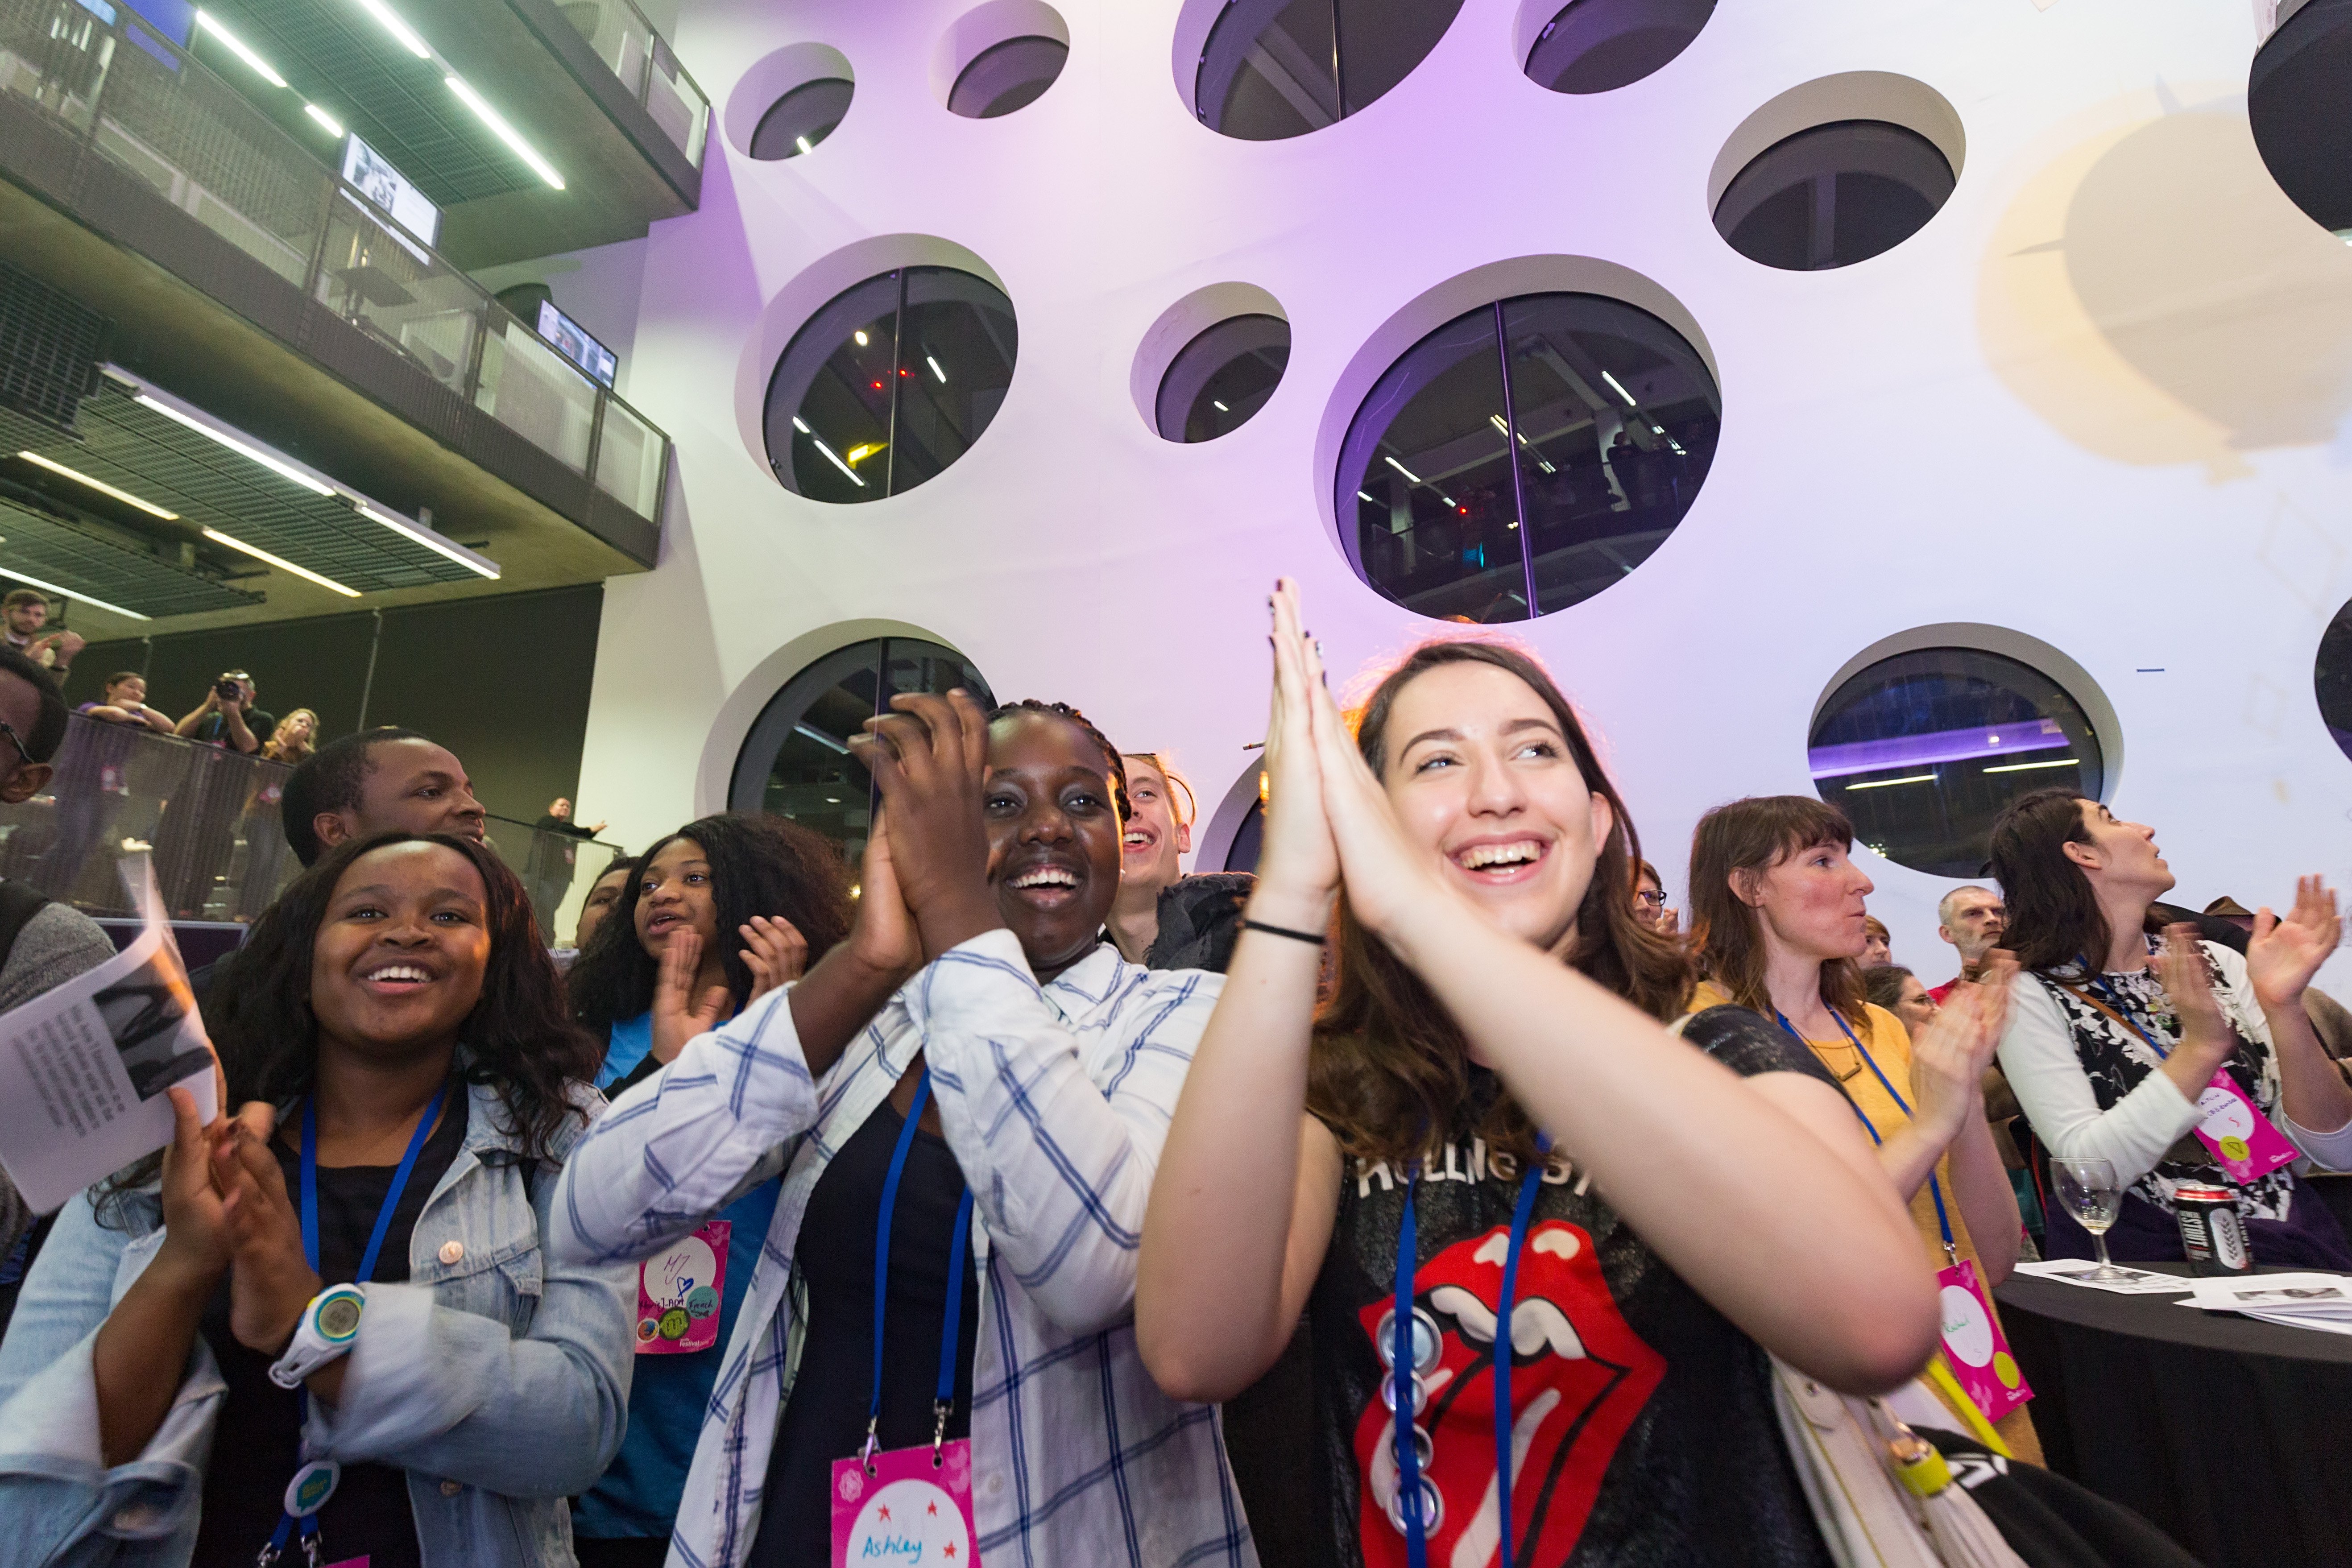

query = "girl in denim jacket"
[0,832,634,1567]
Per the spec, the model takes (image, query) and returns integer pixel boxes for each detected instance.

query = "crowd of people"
[0,578,2339,1567]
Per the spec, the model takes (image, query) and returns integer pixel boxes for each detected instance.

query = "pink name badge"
[1936,1259,2031,1425]
[831,1440,979,1568]
[2191,1073,2298,1183]
[634,1219,729,1355]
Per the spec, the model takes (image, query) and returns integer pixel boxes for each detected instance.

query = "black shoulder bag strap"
[0,879,53,973]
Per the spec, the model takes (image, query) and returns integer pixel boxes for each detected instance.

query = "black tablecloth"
[1995,1262,2352,1568]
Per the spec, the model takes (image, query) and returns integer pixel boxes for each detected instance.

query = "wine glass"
[2052,1157,2128,1282]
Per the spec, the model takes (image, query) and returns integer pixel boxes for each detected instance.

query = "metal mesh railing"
[0,0,672,523]
[0,712,625,943]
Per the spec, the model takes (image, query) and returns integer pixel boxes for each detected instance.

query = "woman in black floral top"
[1989,788,2352,1267]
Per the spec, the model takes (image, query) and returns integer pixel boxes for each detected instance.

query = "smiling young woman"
[551,693,1254,1568]
[1138,584,1939,1568]
[0,833,630,1568]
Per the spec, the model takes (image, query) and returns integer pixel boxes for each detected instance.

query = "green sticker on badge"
[658,1307,691,1340]
[1993,1351,2021,1390]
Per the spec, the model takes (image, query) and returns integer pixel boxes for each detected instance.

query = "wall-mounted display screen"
[536,302,618,387]
[341,135,441,247]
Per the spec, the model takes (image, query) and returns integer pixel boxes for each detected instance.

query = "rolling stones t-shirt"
[1304,1005,1839,1568]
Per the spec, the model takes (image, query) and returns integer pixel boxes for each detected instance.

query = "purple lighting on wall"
[1808,717,2068,779]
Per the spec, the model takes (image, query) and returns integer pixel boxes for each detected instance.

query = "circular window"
[2251,0,2352,237]
[1195,0,1465,141]
[1714,120,1954,270]
[763,267,1018,503]
[729,637,997,862]
[1809,648,2107,878]
[2316,594,2352,761]
[948,34,1068,116]
[1335,291,1718,623]
[1155,314,1290,442]
[750,77,854,158]
[1522,0,1714,94]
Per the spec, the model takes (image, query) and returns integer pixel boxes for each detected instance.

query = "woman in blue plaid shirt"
[552,693,1255,1567]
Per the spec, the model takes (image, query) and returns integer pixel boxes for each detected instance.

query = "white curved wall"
[577,0,2352,987]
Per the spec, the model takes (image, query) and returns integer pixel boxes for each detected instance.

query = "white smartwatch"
[269,1283,366,1390]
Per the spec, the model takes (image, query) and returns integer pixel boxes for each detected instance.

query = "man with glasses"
[0,646,132,1332]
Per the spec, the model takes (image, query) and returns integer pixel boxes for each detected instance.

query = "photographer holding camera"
[173,670,275,755]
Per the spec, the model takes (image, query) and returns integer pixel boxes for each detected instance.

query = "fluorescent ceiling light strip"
[927,356,947,384]
[195,10,287,87]
[794,722,851,756]
[1358,490,1376,503]
[1601,370,1638,407]
[15,451,178,519]
[0,567,148,621]
[133,394,334,496]
[1844,773,1938,790]
[447,76,565,190]
[352,502,500,579]
[1383,455,1421,484]
[795,135,812,155]
[202,527,361,597]
[810,437,865,487]
[305,103,345,136]
[1982,757,2081,774]
[791,416,810,433]
[351,0,431,58]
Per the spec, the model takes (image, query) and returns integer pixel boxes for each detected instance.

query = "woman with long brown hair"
[1685,795,2034,1460]
[1140,583,1937,1568]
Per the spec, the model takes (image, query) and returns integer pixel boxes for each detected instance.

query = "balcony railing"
[0,712,625,944]
[555,0,709,167]
[0,0,671,538]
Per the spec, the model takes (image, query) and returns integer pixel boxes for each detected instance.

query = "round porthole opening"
[1715,120,1954,270]
[1155,315,1291,442]
[1193,0,1466,141]
[762,265,1019,504]
[949,34,1068,117]
[1521,0,1714,95]
[2315,592,2352,761]
[750,77,855,159]
[2251,0,2352,237]
[1809,645,2108,878]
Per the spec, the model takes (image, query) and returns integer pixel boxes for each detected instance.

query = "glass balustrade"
[0,712,624,943]
[553,0,708,165]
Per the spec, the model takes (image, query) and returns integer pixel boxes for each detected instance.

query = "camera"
[215,679,243,701]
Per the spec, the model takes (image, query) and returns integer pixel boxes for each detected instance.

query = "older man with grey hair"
[1930,883,2005,1003]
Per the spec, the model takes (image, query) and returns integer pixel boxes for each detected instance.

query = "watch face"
[318,1292,364,1341]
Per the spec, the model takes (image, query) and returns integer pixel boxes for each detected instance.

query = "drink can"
[2174,1183,2251,1275]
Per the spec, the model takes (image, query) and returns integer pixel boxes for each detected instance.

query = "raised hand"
[152,1086,236,1291]
[851,689,999,960]
[1907,953,2015,1138]
[2154,923,2236,1067]
[213,1115,321,1356]
[1249,580,1341,929]
[842,806,923,984]
[740,914,810,1006]
[650,927,732,1065]
[2247,876,2342,1008]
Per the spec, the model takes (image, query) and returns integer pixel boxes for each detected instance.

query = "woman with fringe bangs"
[0,832,630,1567]
[1140,583,1937,1568]
[1685,794,2037,1463]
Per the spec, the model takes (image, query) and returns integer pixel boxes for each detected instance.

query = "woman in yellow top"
[1686,794,2041,1462]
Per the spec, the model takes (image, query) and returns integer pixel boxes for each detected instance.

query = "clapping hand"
[211,1108,323,1358]
[1248,580,1340,926]
[650,927,731,1065]
[740,914,810,1006]
[850,691,999,961]
[2153,922,2236,1067]
[1908,952,2016,1138]
[2246,876,2342,1009]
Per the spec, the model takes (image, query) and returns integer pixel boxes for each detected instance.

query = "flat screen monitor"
[341,135,441,247]
[537,301,618,388]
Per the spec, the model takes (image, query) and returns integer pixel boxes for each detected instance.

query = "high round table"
[1994,1262,2352,1568]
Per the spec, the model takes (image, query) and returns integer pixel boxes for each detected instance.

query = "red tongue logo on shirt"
[1354,1218,1665,1567]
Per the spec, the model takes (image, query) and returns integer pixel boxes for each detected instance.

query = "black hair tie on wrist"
[1242,918,1326,947]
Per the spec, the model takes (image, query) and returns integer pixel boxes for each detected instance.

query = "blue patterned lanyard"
[264,1082,451,1565]
[1391,1134,1549,1568]
[2075,950,2177,1061]
[1778,1010,1956,1262]
[861,1069,977,1470]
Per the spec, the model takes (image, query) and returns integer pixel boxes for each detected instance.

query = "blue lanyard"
[268,1081,451,1562]
[1392,1137,1549,1568]
[862,1070,977,1469]
[2075,952,2175,1060]
[1778,1009,1956,1262]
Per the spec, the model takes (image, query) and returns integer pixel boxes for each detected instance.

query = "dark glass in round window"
[1155,314,1290,442]
[2316,594,2352,761]
[2251,0,2352,237]
[1335,291,1718,623]
[1714,120,1955,270]
[750,77,854,159]
[1225,798,1264,873]
[948,35,1068,118]
[1524,0,1714,94]
[763,267,1017,503]
[1809,648,2106,878]
[729,637,996,863]
[1196,0,1465,141]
